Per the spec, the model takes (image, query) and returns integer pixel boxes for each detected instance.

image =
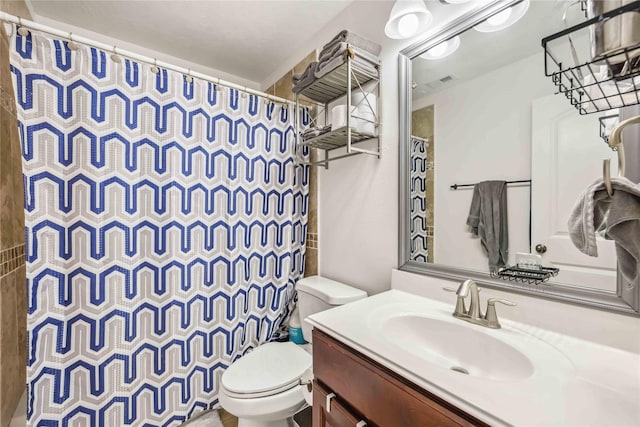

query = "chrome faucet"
[444,280,516,329]
[455,279,482,320]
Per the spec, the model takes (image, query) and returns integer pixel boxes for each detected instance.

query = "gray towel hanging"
[466,181,509,273]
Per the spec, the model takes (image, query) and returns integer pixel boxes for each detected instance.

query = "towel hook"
[603,115,638,195]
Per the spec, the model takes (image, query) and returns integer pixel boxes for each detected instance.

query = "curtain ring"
[17,17,29,37]
[67,32,78,50]
[150,58,159,74]
[185,69,193,84]
[110,45,121,63]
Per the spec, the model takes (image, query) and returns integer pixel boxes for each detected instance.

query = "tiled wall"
[412,105,434,263]
[266,51,319,277]
[0,0,30,424]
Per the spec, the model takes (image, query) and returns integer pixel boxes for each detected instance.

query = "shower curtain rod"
[0,12,294,106]
[410,135,429,142]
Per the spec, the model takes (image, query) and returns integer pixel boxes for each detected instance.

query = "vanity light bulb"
[420,36,460,60]
[474,0,529,33]
[487,7,512,26]
[427,41,449,58]
[398,13,420,38]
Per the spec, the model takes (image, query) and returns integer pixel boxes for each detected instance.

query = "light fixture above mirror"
[385,0,433,39]
[419,36,461,60]
[474,0,530,32]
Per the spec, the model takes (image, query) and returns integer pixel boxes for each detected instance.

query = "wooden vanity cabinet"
[312,329,488,427]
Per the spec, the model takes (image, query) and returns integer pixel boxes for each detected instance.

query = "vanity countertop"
[306,289,640,427]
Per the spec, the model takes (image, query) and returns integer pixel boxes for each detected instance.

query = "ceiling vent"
[423,74,455,90]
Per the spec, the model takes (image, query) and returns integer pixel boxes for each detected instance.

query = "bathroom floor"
[219,407,312,427]
[294,407,313,427]
[219,409,237,427]
[9,391,27,427]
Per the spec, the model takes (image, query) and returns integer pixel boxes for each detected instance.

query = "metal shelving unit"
[294,47,381,168]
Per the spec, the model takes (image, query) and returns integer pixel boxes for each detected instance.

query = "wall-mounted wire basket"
[543,1,640,115]
[490,266,560,285]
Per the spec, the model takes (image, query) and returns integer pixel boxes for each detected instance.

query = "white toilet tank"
[296,275,367,343]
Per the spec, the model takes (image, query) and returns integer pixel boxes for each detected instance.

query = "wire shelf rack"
[299,126,376,151]
[542,1,640,114]
[294,47,381,168]
[491,266,560,285]
[297,61,379,104]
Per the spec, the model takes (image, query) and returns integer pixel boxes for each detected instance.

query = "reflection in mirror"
[408,1,624,294]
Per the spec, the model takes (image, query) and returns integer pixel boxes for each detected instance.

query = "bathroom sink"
[307,290,638,427]
[381,314,535,381]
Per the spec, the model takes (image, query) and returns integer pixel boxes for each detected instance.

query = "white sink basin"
[382,314,534,381]
[307,290,640,427]
[368,301,575,385]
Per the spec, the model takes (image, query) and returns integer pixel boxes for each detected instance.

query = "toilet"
[218,276,367,427]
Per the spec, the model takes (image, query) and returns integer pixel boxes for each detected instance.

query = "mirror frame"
[398,0,640,315]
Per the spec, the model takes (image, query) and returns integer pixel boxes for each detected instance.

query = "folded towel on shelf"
[466,181,509,273]
[318,42,380,65]
[292,72,303,84]
[292,61,319,94]
[315,54,379,79]
[301,125,332,141]
[321,30,382,57]
[568,176,640,281]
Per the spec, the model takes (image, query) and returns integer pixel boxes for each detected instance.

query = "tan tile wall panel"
[412,105,435,263]
[0,1,29,424]
[269,51,319,277]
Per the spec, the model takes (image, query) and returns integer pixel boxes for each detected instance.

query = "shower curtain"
[410,136,428,262]
[9,28,308,426]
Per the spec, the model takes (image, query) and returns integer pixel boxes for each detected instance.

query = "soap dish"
[491,265,560,285]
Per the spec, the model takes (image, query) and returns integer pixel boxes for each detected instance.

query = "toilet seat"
[221,342,312,399]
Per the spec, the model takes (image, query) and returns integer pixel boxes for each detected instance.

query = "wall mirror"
[398,0,640,314]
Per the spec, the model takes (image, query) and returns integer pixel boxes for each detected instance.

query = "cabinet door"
[313,329,485,427]
[314,381,368,427]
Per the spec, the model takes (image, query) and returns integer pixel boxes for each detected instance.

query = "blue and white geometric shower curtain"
[410,136,428,262]
[10,27,308,426]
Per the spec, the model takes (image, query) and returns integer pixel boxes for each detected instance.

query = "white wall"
[263,1,480,296]
[32,15,260,90]
[412,52,552,272]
